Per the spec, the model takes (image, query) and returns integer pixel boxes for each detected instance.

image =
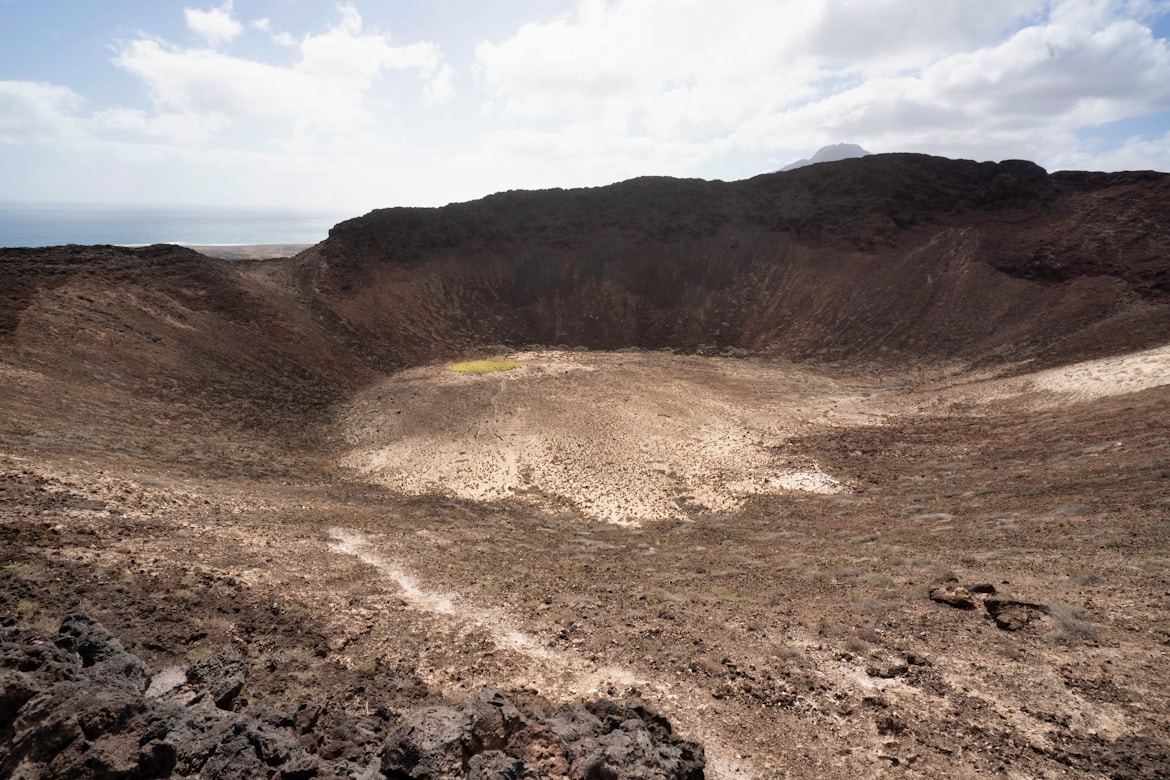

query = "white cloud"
[424,65,454,106]
[112,4,449,136]
[3,0,1169,212]
[1056,127,1170,171]
[90,106,226,145]
[728,8,1170,159]
[473,0,1170,175]
[473,0,1047,132]
[246,17,295,47]
[0,5,459,209]
[184,1,243,47]
[0,81,83,144]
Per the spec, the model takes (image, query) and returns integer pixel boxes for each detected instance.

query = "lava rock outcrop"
[0,615,704,779]
[382,688,704,780]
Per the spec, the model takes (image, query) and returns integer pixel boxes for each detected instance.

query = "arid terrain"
[2,154,1169,779]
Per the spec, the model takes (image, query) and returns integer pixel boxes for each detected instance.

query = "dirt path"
[328,526,757,779]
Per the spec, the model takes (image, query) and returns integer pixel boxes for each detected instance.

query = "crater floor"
[4,349,1170,779]
[335,352,874,525]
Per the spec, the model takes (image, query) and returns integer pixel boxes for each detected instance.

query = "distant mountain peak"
[781,143,872,171]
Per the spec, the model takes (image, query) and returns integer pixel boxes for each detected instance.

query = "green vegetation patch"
[447,358,523,374]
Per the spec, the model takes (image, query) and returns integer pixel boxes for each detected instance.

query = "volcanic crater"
[3,153,1170,779]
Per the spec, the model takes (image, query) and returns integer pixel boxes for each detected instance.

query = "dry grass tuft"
[447,358,523,373]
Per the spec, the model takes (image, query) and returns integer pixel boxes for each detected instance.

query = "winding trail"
[328,527,755,780]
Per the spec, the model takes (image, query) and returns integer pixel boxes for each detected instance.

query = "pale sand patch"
[726,465,846,496]
[943,343,1170,407]
[335,352,865,525]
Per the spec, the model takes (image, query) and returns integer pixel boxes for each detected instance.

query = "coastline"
[0,203,346,249]
[181,243,316,260]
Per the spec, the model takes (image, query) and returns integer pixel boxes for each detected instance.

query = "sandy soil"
[335,352,869,526]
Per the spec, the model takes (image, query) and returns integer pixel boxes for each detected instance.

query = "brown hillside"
[299,154,1170,371]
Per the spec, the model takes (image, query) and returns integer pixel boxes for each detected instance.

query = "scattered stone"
[984,597,1050,631]
[875,715,907,736]
[928,585,976,610]
[867,664,909,679]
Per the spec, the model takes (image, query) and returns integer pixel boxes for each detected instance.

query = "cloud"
[424,65,454,106]
[728,8,1170,157]
[0,5,459,209]
[90,106,226,145]
[249,17,295,47]
[0,81,84,144]
[112,4,449,136]
[3,0,1169,212]
[473,0,1046,131]
[184,1,243,46]
[474,0,1170,173]
[1060,126,1170,171]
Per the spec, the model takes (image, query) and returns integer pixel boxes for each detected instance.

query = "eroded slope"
[298,155,1170,371]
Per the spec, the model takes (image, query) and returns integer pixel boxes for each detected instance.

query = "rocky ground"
[3,155,1170,778]
[3,348,1168,779]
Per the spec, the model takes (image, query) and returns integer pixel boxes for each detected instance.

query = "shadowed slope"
[298,154,1170,372]
[0,244,375,473]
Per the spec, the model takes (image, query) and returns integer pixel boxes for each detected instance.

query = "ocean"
[0,203,353,248]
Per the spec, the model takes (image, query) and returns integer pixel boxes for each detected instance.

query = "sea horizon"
[0,202,354,248]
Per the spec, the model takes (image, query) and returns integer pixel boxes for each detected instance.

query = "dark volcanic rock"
[297,153,1170,372]
[382,687,704,779]
[4,154,1170,423]
[186,647,247,710]
[928,584,976,610]
[0,617,362,779]
[1,617,704,780]
[54,612,151,693]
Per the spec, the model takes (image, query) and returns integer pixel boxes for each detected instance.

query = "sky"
[2,0,1170,213]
